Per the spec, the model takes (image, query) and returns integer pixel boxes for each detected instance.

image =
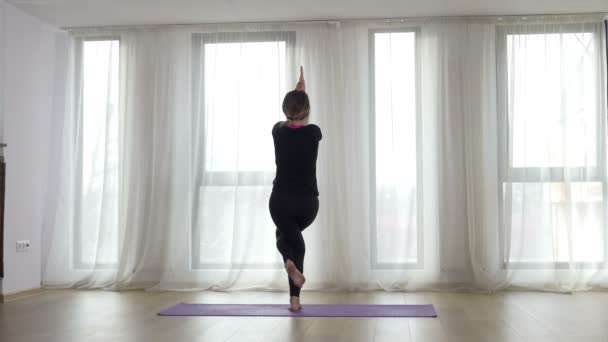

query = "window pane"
[374,32,418,264]
[198,186,278,265]
[81,40,120,265]
[198,39,287,266]
[506,182,604,263]
[204,41,286,172]
[508,32,598,168]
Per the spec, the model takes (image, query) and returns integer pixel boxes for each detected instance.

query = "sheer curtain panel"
[43,16,608,292]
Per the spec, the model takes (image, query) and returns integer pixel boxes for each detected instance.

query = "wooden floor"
[1,290,607,342]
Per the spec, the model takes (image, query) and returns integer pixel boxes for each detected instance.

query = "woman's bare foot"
[285,259,305,288]
[289,296,302,312]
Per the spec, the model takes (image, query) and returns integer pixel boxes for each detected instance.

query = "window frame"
[368,28,424,270]
[73,36,122,270]
[191,31,296,270]
[496,23,608,269]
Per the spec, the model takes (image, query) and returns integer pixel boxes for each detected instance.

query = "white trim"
[65,13,608,32]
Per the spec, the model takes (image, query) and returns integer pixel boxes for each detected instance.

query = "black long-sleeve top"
[271,121,322,196]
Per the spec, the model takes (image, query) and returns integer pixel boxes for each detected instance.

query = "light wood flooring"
[1,290,607,342]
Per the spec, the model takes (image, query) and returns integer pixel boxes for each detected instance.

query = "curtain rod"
[63,12,608,31]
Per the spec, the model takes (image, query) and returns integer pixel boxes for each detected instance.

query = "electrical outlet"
[15,240,31,253]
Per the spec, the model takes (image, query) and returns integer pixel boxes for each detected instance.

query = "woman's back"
[272,122,322,196]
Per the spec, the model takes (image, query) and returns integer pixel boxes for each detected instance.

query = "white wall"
[0,0,4,297]
[1,0,59,295]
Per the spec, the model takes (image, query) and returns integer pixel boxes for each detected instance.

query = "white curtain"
[496,21,608,291]
[43,15,608,292]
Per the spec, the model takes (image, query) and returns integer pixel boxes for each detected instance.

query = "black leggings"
[269,191,319,297]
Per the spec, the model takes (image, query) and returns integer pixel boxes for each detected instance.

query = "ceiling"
[7,0,608,28]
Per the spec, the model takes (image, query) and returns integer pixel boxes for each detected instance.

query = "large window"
[76,38,120,268]
[370,30,421,269]
[192,32,295,269]
[497,25,607,267]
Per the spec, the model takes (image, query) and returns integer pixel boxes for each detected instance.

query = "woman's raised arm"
[295,66,305,92]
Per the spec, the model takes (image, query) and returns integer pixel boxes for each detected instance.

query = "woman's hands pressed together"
[295,66,305,92]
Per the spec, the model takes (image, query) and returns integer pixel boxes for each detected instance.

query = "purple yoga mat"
[158,303,437,317]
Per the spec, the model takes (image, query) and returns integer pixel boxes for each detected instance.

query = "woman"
[269,67,322,312]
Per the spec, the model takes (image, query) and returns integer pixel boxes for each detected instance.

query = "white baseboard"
[0,287,44,303]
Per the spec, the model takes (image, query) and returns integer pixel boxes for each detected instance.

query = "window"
[192,32,295,269]
[76,38,120,268]
[497,24,607,267]
[370,30,422,269]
